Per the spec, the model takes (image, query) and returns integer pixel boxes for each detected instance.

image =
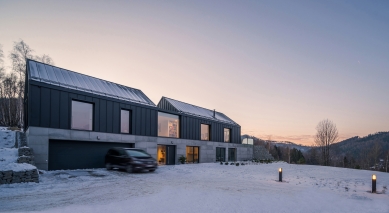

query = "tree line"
[0,40,53,128]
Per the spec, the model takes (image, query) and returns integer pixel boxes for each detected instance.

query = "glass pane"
[29,61,40,79]
[201,124,209,140]
[71,100,93,130]
[121,110,130,133]
[224,128,230,142]
[36,63,50,81]
[125,149,150,157]
[157,145,166,165]
[44,65,58,82]
[186,147,193,163]
[216,148,225,162]
[158,112,179,138]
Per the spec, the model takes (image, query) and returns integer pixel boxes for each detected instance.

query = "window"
[158,112,179,138]
[121,109,130,133]
[201,124,210,140]
[186,146,199,163]
[71,100,93,130]
[228,148,236,161]
[216,147,226,162]
[224,128,230,142]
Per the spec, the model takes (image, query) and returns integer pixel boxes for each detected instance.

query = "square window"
[71,100,93,131]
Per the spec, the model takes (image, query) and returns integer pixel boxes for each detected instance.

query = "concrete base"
[26,127,253,170]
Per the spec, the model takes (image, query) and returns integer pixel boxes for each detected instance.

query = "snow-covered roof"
[158,97,238,125]
[27,60,156,107]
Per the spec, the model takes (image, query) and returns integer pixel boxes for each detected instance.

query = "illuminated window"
[201,124,210,140]
[158,112,179,138]
[186,146,199,163]
[224,128,230,142]
[71,100,93,131]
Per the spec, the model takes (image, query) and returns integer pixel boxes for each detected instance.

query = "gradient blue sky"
[1,0,388,145]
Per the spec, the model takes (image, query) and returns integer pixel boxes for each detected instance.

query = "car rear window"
[125,149,150,157]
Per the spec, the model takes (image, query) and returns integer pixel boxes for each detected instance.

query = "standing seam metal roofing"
[162,97,238,125]
[27,60,156,107]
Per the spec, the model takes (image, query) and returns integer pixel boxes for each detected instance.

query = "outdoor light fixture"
[279,168,282,182]
[372,174,376,193]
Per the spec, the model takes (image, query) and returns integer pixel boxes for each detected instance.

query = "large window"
[224,128,230,142]
[228,148,236,161]
[201,124,210,140]
[186,146,199,163]
[216,147,226,162]
[158,112,179,138]
[121,109,130,133]
[71,100,93,130]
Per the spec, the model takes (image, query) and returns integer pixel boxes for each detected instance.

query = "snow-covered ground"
[0,128,36,172]
[0,163,388,213]
[0,128,15,148]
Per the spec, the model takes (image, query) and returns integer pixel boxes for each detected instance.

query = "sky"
[0,0,388,145]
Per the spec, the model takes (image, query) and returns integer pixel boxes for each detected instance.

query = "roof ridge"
[163,97,216,113]
[27,59,144,93]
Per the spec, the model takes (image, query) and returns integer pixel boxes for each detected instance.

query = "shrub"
[236,163,240,166]
[178,155,186,164]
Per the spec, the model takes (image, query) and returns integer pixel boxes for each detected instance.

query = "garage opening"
[49,139,134,170]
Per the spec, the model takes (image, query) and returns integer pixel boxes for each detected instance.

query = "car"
[105,148,158,173]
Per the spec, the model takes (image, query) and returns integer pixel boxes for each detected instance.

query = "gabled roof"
[158,97,239,125]
[27,60,156,107]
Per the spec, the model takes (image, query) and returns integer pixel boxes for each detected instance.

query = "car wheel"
[149,169,155,172]
[126,165,133,173]
[105,163,112,170]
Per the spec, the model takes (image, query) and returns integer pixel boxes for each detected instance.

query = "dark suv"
[105,148,157,173]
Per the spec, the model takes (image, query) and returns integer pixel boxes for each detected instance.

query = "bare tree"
[314,119,339,166]
[35,54,54,65]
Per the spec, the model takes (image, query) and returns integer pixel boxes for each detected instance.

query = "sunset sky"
[1,1,388,145]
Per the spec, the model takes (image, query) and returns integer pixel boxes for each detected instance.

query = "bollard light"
[279,168,282,182]
[372,174,376,193]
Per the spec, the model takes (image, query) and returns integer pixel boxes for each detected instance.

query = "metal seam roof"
[162,97,238,125]
[27,60,156,107]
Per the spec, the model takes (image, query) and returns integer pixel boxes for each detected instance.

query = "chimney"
[213,109,216,118]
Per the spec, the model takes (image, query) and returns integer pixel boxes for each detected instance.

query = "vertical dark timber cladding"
[141,108,146,135]
[59,92,69,129]
[113,102,119,134]
[100,99,107,132]
[93,98,100,132]
[40,88,50,127]
[50,90,60,128]
[106,101,113,133]
[146,109,150,136]
[30,85,40,126]
[136,107,141,135]
[150,110,156,136]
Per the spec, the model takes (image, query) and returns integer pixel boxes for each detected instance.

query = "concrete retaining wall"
[27,126,253,170]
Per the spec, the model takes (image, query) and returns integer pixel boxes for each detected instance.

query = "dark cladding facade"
[24,60,251,170]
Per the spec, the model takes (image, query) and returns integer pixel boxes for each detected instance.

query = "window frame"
[224,128,231,143]
[200,123,210,141]
[71,99,94,131]
[120,109,131,134]
[157,111,180,138]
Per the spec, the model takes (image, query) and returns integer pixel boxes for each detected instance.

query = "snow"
[0,163,388,213]
[0,127,15,148]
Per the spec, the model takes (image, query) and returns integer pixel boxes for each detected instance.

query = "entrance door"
[166,145,176,165]
[157,145,176,165]
[228,148,236,162]
[186,146,199,164]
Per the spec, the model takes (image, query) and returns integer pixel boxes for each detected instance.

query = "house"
[24,59,252,170]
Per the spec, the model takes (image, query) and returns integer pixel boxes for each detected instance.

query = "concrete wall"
[27,127,253,170]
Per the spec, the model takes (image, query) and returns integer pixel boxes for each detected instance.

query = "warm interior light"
[279,168,282,172]
[372,175,376,180]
